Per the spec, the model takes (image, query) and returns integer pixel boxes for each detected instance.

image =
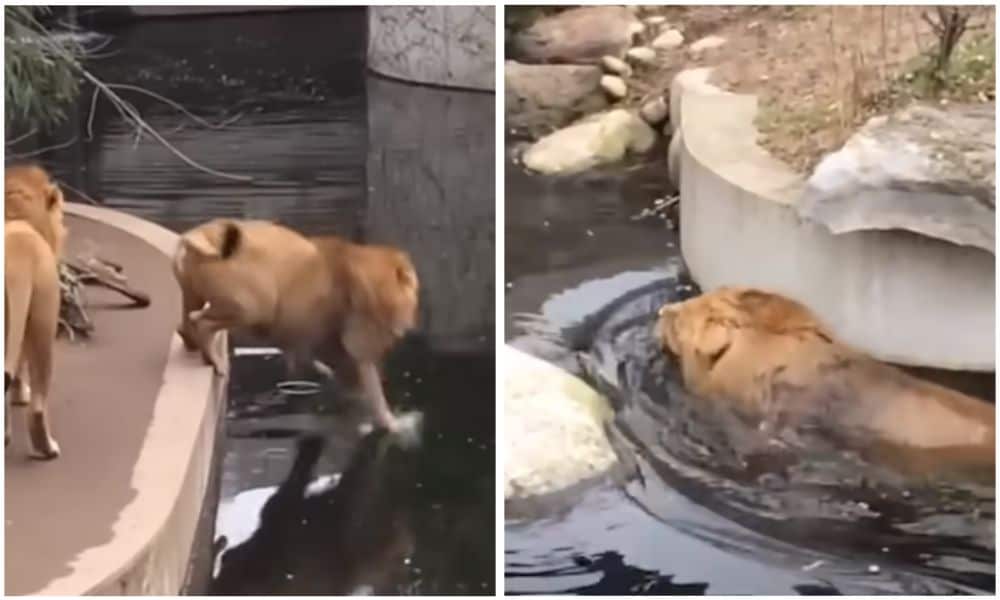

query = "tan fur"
[173,219,419,430]
[5,165,66,459]
[657,287,995,477]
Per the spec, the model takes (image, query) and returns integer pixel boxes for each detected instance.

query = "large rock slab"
[510,6,643,65]
[505,61,607,134]
[503,345,617,501]
[800,102,995,253]
[521,109,656,175]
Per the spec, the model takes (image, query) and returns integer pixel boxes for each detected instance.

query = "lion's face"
[656,292,734,386]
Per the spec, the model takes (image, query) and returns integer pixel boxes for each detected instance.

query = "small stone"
[626,46,657,65]
[644,15,667,26]
[627,21,646,42]
[689,35,727,54]
[640,96,668,125]
[600,55,631,77]
[600,75,628,99]
[652,29,684,50]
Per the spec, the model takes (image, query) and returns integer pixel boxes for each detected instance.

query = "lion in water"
[656,287,995,478]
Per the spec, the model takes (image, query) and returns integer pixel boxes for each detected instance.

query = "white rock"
[625,46,657,65]
[600,55,632,77]
[600,75,628,99]
[639,96,668,125]
[689,35,727,54]
[522,109,657,175]
[652,29,684,50]
[503,345,617,500]
[644,15,668,26]
[627,20,646,42]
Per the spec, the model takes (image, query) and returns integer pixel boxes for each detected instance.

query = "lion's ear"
[47,184,64,210]
[696,319,731,368]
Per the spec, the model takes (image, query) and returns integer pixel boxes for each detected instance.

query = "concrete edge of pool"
[672,69,995,372]
[36,203,227,595]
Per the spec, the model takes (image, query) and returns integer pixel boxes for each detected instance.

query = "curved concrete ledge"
[30,204,225,595]
[675,75,995,371]
[367,6,495,91]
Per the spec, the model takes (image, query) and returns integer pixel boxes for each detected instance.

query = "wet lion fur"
[4,164,67,459]
[656,287,995,477]
[173,218,419,429]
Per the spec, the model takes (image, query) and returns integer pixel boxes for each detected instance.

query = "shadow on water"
[17,8,494,595]
[504,153,995,595]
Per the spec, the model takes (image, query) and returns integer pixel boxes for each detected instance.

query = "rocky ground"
[506,5,995,176]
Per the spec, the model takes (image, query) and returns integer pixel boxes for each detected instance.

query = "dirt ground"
[629,5,996,173]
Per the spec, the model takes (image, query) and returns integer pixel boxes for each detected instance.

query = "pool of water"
[15,8,495,595]
[504,153,995,595]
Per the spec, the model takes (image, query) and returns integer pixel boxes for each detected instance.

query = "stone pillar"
[367,6,495,91]
[364,75,494,353]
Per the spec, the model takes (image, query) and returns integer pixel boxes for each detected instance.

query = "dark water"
[12,9,494,595]
[504,155,996,595]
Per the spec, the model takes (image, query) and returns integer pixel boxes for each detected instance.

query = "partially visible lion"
[5,164,67,458]
[656,287,995,477]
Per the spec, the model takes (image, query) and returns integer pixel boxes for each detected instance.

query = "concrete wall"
[367,6,495,91]
[365,74,494,352]
[677,84,995,371]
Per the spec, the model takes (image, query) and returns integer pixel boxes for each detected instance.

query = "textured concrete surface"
[675,82,995,371]
[5,204,224,594]
[368,6,495,91]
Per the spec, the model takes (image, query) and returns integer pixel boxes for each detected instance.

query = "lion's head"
[656,287,837,401]
[5,163,67,256]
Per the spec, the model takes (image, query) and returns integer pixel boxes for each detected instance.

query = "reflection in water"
[212,433,416,595]
[504,155,995,595]
[17,9,494,595]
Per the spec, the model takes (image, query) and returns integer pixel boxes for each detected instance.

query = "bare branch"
[105,83,245,130]
[54,178,99,205]
[6,135,78,160]
[77,69,254,182]
[28,28,255,183]
[5,127,38,146]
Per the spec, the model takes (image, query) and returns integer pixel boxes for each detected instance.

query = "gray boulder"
[505,61,607,135]
[511,6,644,65]
[800,102,995,253]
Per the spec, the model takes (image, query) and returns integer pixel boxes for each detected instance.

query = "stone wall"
[365,75,494,352]
[367,6,495,91]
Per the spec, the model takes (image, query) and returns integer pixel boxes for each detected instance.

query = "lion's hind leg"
[22,269,60,460]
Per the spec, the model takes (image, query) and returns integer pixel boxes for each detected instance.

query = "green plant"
[5,6,84,132]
